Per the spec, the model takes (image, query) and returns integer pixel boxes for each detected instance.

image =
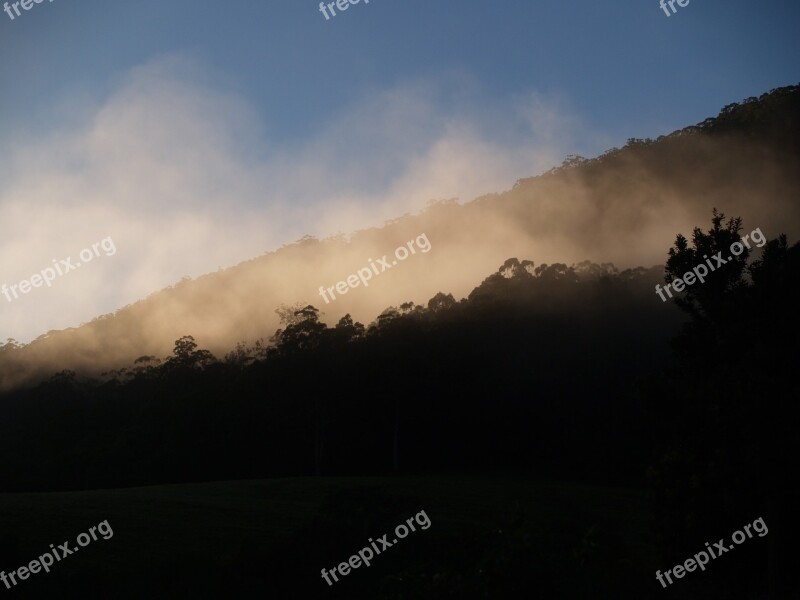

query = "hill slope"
[1,84,798,391]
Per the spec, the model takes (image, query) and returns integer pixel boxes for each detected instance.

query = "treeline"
[0,259,682,493]
[1,210,799,595]
[1,85,798,393]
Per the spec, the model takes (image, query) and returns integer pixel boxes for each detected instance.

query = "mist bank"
[0,84,798,391]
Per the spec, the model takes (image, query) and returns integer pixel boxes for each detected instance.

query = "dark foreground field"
[0,475,680,599]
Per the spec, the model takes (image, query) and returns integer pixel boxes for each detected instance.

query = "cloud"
[0,55,581,343]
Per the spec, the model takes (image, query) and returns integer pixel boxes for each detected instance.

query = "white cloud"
[0,55,582,343]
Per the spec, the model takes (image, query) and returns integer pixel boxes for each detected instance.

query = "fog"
[0,55,579,345]
[1,56,797,389]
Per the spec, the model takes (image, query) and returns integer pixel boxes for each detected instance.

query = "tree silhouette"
[665,208,750,319]
[273,305,327,356]
[427,292,456,312]
[649,210,800,597]
[330,314,365,345]
[164,336,216,372]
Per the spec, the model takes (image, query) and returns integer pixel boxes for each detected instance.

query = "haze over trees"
[0,85,798,598]
[0,85,798,393]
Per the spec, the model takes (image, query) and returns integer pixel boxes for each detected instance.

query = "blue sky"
[0,0,798,342]
[1,0,798,148]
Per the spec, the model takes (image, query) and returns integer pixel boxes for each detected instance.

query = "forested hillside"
[1,85,798,392]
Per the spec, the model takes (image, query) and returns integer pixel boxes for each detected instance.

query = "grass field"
[0,475,665,598]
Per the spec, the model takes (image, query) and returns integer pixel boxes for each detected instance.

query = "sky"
[0,0,798,343]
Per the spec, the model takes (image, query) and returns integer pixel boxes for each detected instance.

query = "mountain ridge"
[1,83,798,392]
